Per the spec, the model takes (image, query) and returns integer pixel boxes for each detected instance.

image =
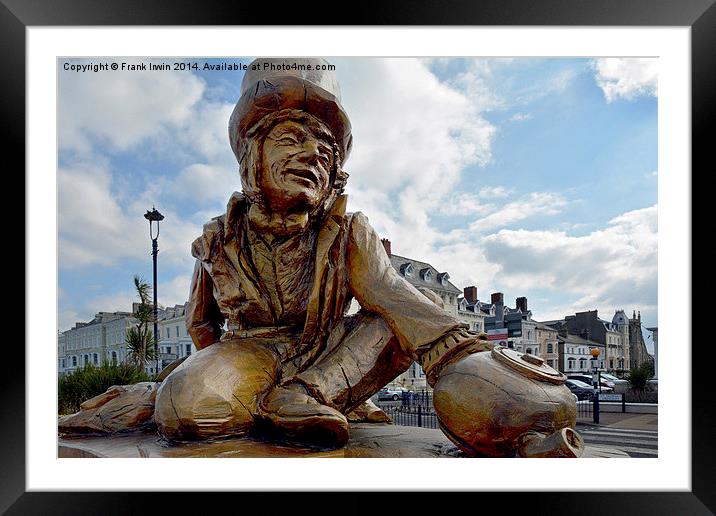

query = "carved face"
[259,120,334,213]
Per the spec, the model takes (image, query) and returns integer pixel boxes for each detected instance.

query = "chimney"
[464,286,478,304]
[491,292,504,305]
[638,310,641,321]
[380,238,391,257]
[516,297,528,312]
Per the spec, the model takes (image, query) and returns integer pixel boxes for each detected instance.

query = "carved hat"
[229,57,352,165]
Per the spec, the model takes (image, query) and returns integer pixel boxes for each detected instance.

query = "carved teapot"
[432,345,584,457]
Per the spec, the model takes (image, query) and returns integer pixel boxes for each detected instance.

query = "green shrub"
[627,365,650,392]
[58,362,150,415]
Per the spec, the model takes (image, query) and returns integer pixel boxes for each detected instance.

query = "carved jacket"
[186,192,465,371]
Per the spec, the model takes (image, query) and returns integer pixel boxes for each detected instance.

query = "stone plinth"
[58,423,627,458]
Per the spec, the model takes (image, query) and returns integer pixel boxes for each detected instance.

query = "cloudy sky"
[58,57,658,351]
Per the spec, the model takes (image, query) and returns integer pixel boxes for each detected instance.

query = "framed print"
[5,0,712,513]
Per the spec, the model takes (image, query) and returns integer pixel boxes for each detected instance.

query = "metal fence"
[576,392,626,424]
[400,390,433,408]
[378,404,439,429]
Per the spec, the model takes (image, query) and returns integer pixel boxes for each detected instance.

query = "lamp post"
[144,206,164,376]
[590,347,601,424]
[590,347,601,391]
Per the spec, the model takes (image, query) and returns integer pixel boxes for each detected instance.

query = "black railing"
[378,404,439,429]
[401,390,433,408]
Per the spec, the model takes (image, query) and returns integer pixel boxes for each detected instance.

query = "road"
[577,425,658,457]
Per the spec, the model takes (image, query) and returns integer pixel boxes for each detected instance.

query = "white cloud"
[469,192,568,232]
[437,193,495,217]
[159,275,192,308]
[480,204,658,314]
[171,163,238,204]
[509,113,532,122]
[592,58,658,103]
[59,59,206,152]
[336,58,496,260]
[58,157,202,270]
[478,186,512,199]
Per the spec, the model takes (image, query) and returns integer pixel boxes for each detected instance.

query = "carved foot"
[58,382,158,435]
[257,384,349,449]
[346,399,391,423]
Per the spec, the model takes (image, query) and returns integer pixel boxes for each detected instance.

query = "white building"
[157,303,197,370]
[457,286,488,333]
[381,239,462,390]
[535,322,560,370]
[59,311,135,376]
[557,334,606,373]
[58,303,194,377]
[484,293,541,357]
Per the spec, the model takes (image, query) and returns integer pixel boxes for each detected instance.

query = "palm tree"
[125,275,157,372]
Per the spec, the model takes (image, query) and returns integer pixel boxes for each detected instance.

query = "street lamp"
[144,206,164,377]
[590,347,601,392]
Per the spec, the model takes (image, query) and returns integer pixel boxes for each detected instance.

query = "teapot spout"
[517,427,585,458]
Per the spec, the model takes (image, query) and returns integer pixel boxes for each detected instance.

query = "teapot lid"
[492,346,566,384]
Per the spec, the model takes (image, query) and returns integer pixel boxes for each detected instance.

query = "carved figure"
[63,58,584,457]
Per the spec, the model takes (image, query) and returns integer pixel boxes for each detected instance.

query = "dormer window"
[437,272,450,286]
[400,263,414,277]
[420,268,432,281]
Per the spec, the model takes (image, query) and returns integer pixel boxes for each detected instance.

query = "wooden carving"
[64,58,584,457]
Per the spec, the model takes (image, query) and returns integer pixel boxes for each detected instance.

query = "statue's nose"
[298,140,319,162]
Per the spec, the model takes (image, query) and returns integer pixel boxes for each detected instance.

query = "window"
[526,348,532,354]
[176,326,180,337]
[567,358,576,370]
[547,343,553,353]
[166,328,170,339]
[186,344,191,356]
[111,351,118,364]
[579,358,587,370]
[72,356,77,367]
[93,353,98,365]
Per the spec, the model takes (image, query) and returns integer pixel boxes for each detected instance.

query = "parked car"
[566,374,615,390]
[600,373,629,385]
[565,379,598,401]
[377,387,405,401]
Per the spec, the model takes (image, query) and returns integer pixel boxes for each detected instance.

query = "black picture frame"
[4,1,709,514]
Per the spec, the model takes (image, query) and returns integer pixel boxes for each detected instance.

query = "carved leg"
[285,311,413,415]
[154,339,281,442]
[255,312,409,448]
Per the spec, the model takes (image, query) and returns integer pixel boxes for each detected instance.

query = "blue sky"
[58,57,658,351]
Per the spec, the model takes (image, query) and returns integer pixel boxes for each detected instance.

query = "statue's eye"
[277,134,299,144]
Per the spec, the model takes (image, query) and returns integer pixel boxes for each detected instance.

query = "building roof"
[558,333,604,348]
[158,303,187,321]
[389,253,461,294]
[534,321,559,332]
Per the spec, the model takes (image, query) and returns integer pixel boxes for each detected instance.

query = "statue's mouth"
[284,167,319,186]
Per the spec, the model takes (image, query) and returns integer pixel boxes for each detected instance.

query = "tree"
[124,275,157,372]
[627,364,650,392]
